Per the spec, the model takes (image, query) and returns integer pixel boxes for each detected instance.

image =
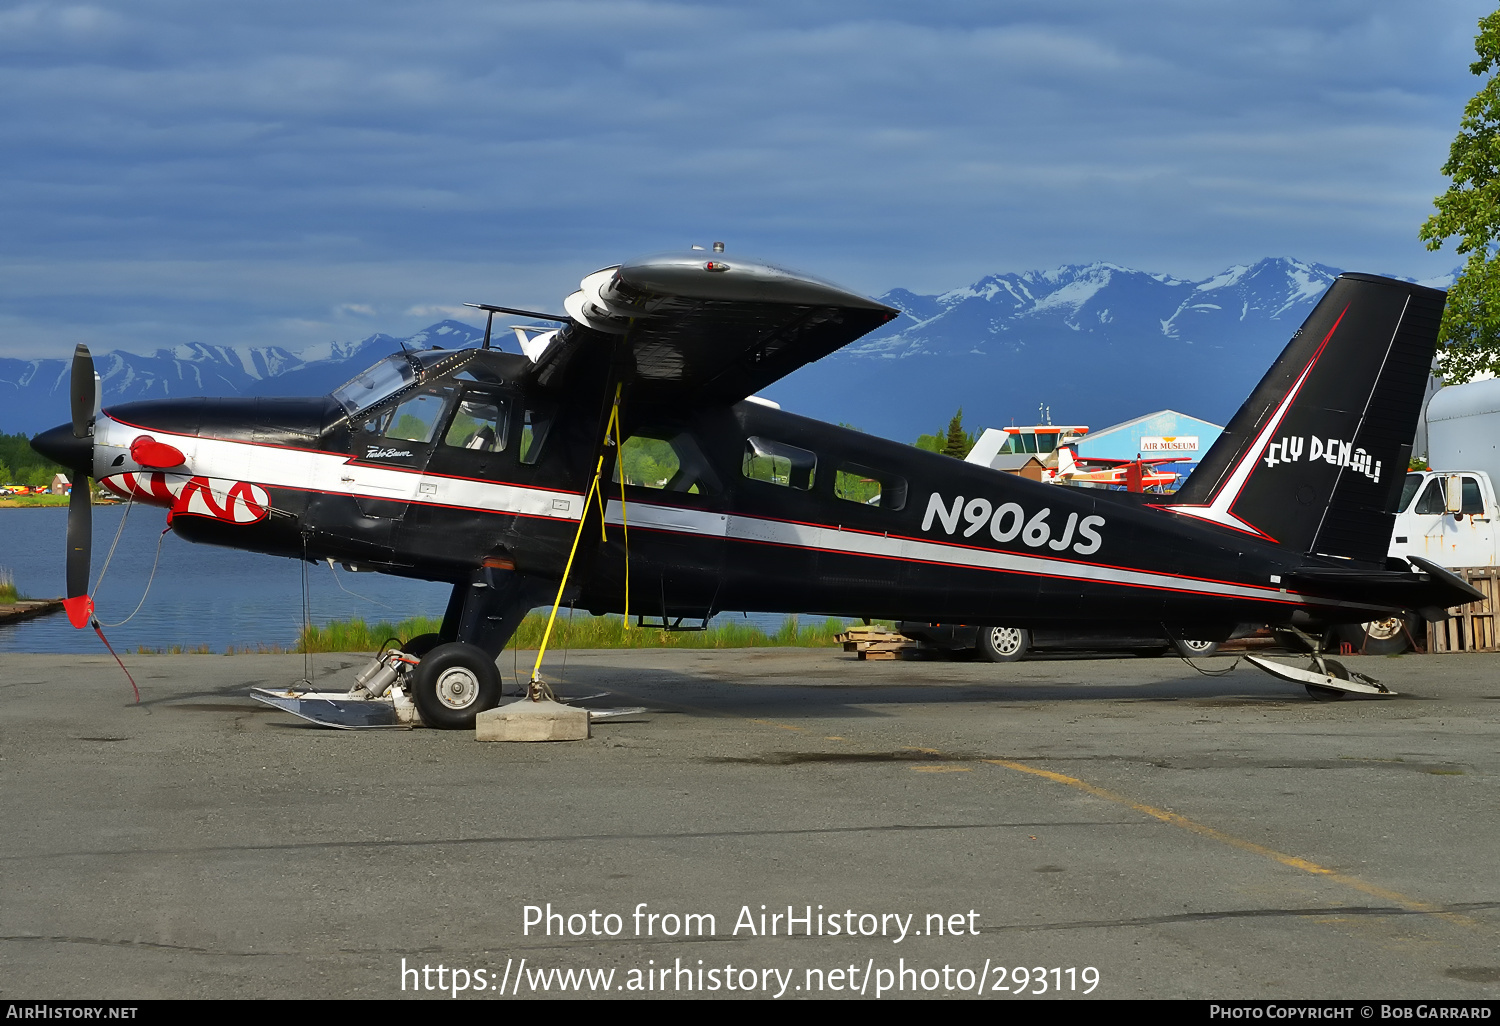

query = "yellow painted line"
[911,765,972,773]
[601,682,1468,926]
[982,758,1470,925]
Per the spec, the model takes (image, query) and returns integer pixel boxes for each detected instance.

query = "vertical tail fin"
[1054,443,1078,479]
[1164,273,1445,564]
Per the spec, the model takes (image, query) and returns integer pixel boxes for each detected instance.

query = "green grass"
[0,493,71,508]
[293,612,851,654]
[0,567,19,604]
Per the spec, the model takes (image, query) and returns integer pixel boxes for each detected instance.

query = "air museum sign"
[1140,436,1200,453]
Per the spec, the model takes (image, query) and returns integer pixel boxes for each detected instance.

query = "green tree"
[942,407,974,459]
[1420,9,1500,382]
[913,430,944,454]
[914,408,976,458]
[0,433,64,486]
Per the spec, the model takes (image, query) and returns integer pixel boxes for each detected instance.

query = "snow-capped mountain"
[759,257,1434,441]
[0,260,1451,443]
[0,321,486,436]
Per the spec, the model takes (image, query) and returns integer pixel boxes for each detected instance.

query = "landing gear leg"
[408,568,558,729]
[441,568,557,660]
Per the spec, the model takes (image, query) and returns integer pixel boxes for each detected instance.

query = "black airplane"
[33,250,1481,726]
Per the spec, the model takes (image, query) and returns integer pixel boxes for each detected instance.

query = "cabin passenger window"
[444,397,507,452]
[834,463,908,510]
[742,437,816,491]
[614,430,715,494]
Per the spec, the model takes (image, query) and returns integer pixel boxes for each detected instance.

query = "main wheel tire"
[1174,638,1220,659]
[401,633,443,657]
[1334,617,1413,656]
[410,642,501,729]
[977,626,1030,663]
[1305,657,1351,701]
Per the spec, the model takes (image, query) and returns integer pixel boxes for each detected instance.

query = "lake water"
[0,506,810,654]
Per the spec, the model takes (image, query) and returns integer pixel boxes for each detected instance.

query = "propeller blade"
[63,345,97,628]
[71,344,95,439]
[63,482,93,628]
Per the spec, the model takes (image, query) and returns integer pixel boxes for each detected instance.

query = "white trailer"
[1426,377,1500,485]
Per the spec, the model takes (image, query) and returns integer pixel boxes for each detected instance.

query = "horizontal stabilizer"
[1284,554,1486,612]
[1406,555,1487,603]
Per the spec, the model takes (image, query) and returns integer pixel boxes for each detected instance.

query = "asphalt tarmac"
[1,646,1497,1001]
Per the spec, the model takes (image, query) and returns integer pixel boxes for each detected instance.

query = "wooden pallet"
[835,626,918,660]
[1427,567,1499,653]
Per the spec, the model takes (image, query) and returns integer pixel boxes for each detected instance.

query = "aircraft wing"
[528,252,898,405]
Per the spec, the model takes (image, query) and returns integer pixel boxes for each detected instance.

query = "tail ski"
[1164,273,1445,565]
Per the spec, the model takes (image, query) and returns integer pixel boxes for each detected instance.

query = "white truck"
[1362,378,1500,652]
[1399,375,1500,569]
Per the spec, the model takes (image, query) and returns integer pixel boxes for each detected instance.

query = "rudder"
[1164,273,1445,564]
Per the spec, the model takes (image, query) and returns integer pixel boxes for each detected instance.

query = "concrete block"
[475,699,591,742]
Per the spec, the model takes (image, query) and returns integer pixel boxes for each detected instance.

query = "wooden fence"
[1427,567,1499,653]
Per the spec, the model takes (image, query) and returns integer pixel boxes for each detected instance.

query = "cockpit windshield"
[331,354,419,416]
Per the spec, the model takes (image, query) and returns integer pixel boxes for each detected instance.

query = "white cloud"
[404,304,478,321]
[0,0,1490,350]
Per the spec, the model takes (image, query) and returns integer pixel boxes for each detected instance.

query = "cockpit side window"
[443,395,507,453]
[357,387,454,445]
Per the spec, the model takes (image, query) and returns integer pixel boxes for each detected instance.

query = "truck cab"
[1389,470,1497,568]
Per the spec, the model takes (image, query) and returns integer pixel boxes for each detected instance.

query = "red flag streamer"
[92,620,140,703]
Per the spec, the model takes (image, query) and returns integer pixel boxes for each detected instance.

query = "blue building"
[1072,410,1223,469]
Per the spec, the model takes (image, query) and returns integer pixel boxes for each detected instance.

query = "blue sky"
[0,0,1492,357]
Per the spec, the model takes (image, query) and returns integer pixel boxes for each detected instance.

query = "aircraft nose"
[31,421,92,473]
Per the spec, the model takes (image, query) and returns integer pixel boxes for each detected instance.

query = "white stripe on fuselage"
[94,416,586,522]
[95,416,1370,612]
